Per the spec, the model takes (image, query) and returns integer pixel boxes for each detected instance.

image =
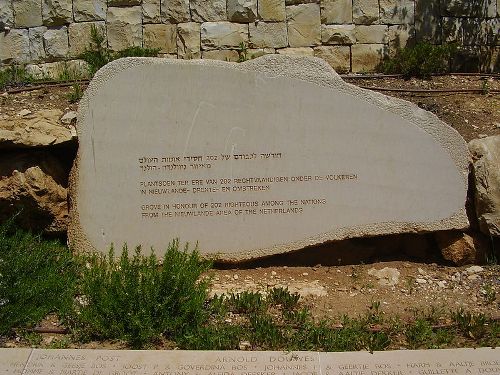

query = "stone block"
[0,1,14,28]
[143,24,177,54]
[227,0,257,22]
[321,0,352,24]
[258,0,286,21]
[286,3,321,47]
[69,21,105,57]
[177,22,201,59]
[388,24,414,55]
[443,0,497,18]
[202,49,240,61]
[353,0,379,25]
[191,0,226,22]
[285,0,318,4]
[313,45,350,73]
[73,0,106,22]
[200,22,248,50]
[354,25,388,44]
[247,47,275,58]
[276,46,314,56]
[321,24,355,45]
[441,17,462,43]
[142,0,161,23]
[108,0,140,6]
[29,26,47,61]
[414,0,441,43]
[106,6,142,52]
[26,59,89,79]
[351,43,386,72]
[42,0,72,26]
[43,26,68,59]
[13,0,43,27]
[0,28,30,63]
[379,0,414,25]
[249,22,287,48]
[160,0,190,23]
[485,18,499,46]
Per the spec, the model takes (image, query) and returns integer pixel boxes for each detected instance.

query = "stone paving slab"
[0,348,498,375]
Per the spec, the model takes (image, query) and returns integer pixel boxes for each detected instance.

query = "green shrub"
[71,242,211,348]
[0,65,33,90]
[381,42,457,79]
[0,219,76,335]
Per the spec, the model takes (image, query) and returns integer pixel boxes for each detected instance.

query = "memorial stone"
[69,55,469,261]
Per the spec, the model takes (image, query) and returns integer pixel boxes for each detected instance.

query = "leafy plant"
[267,286,300,310]
[381,42,458,79]
[70,242,211,348]
[67,83,84,103]
[0,219,76,336]
[0,65,33,90]
[237,42,249,62]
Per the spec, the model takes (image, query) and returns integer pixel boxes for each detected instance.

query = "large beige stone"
[276,46,314,56]
[42,0,72,26]
[73,0,106,22]
[321,24,355,45]
[469,135,500,237]
[106,7,142,52]
[227,0,257,22]
[0,29,30,64]
[26,59,89,79]
[190,0,226,22]
[258,0,285,21]
[286,4,321,47]
[0,109,73,149]
[28,26,47,61]
[42,26,68,59]
[249,22,287,48]
[70,56,469,261]
[202,49,239,62]
[353,0,379,25]
[351,43,386,72]
[144,24,177,54]
[313,45,350,73]
[321,0,352,24]
[13,0,43,27]
[160,0,190,23]
[201,22,248,50]
[142,0,160,23]
[354,25,388,44]
[0,1,14,27]
[388,25,414,56]
[379,0,414,24]
[177,22,201,59]
[0,152,69,234]
[69,21,105,57]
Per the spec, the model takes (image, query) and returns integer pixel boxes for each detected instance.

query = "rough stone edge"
[68,55,470,262]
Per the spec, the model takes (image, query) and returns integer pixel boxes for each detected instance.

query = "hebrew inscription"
[69,56,469,260]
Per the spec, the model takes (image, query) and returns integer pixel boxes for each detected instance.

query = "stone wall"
[0,0,499,74]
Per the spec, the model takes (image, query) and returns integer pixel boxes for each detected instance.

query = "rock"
[43,26,69,60]
[351,44,387,73]
[142,0,161,23]
[68,22,106,57]
[73,0,106,21]
[286,4,321,47]
[258,0,286,21]
[0,151,69,234]
[313,46,350,74]
[18,109,32,117]
[321,0,352,24]
[202,49,240,62]
[249,22,287,48]
[469,136,500,237]
[42,0,72,26]
[13,0,42,27]
[0,109,74,149]
[276,47,314,56]
[60,111,77,125]
[143,24,177,54]
[177,22,201,59]
[321,25,356,45]
[379,0,415,24]
[160,0,190,23]
[368,267,400,286]
[0,1,14,28]
[435,231,485,265]
[0,29,30,64]
[465,265,484,274]
[106,7,142,52]
[28,27,47,62]
[201,22,249,50]
[190,0,226,21]
[354,25,389,44]
[353,0,379,25]
[388,25,415,56]
[415,278,427,284]
[25,60,90,80]
[227,0,257,22]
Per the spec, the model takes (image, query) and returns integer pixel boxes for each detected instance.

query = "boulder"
[435,231,486,265]
[469,135,500,237]
[0,152,69,234]
[0,109,75,150]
